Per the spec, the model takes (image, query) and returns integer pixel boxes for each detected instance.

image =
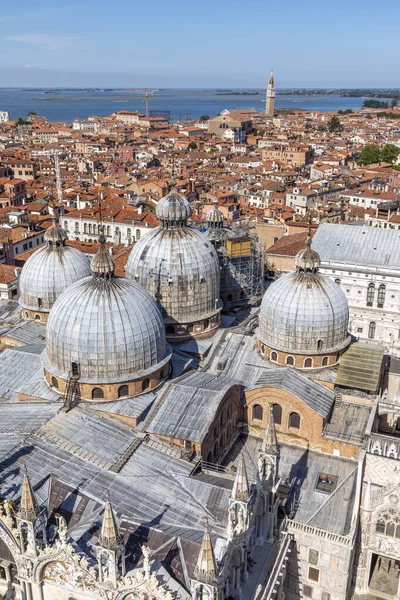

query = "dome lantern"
[91,227,115,280]
[155,182,192,229]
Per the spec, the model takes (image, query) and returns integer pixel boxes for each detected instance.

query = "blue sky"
[1,0,399,88]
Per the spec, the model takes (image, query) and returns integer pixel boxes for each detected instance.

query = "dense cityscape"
[0,67,399,600]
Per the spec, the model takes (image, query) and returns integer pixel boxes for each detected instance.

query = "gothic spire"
[99,491,120,550]
[263,406,279,455]
[194,525,218,584]
[19,464,40,521]
[231,453,250,502]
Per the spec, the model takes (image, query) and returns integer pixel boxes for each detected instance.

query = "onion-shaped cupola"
[257,235,351,370]
[42,227,171,401]
[19,210,91,322]
[126,184,221,342]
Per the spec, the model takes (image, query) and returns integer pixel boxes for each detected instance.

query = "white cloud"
[5,34,75,50]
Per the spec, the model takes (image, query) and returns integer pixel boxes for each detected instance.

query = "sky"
[1,0,399,88]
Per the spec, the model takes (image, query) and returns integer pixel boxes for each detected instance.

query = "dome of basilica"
[126,185,221,340]
[257,235,350,368]
[42,230,170,400]
[19,216,91,321]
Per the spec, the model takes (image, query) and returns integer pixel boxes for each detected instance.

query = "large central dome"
[257,234,350,369]
[43,230,171,401]
[125,184,221,341]
[19,214,91,322]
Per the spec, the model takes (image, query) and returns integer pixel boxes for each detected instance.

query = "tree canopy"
[328,115,344,133]
[199,115,210,121]
[357,143,400,166]
[187,141,197,150]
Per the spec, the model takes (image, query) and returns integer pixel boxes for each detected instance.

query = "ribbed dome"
[156,185,192,228]
[43,252,169,384]
[206,204,224,225]
[126,227,220,324]
[257,255,350,355]
[19,221,91,314]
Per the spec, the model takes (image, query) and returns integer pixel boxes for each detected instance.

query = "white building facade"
[312,224,400,358]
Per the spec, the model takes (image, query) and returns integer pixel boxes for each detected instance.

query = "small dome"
[294,234,320,272]
[156,184,192,227]
[19,221,91,314]
[43,235,170,385]
[206,204,224,225]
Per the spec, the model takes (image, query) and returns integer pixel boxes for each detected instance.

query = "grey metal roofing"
[205,331,270,387]
[0,348,59,402]
[253,368,335,418]
[0,407,231,538]
[235,436,357,535]
[19,242,91,312]
[0,320,47,346]
[147,372,238,442]
[0,299,23,326]
[43,276,170,384]
[312,223,400,270]
[323,399,371,445]
[258,269,350,355]
[87,392,156,420]
[0,402,59,434]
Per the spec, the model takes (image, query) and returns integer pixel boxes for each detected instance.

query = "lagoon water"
[0,88,378,123]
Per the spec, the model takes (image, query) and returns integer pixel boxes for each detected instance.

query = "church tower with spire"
[265,69,275,117]
[95,492,126,588]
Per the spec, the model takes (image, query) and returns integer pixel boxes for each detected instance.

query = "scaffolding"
[219,232,266,310]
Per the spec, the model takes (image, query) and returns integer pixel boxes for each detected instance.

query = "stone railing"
[260,532,294,600]
[367,432,400,460]
[287,520,353,547]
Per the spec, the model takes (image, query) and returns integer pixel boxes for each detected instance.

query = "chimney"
[101,192,105,200]
[109,247,114,255]
[137,205,143,215]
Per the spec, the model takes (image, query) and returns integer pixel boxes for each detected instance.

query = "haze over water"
[0,88,379,123]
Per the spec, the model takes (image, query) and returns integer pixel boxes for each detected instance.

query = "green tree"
[187,141,197,150]
[317,125,327,132]
[17,117,27,126]
[328,115,344,133]
[199,114,210,121]
[28,111,37,115]
[381,144,400,164]
[357,144,382,166]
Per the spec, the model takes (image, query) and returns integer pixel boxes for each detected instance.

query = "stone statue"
[56,514,68,543]
[141,543,152,581]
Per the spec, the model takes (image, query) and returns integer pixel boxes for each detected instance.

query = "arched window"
[304,358,313,368]
[335,278,341,285]
[75,222,79,233]
[273,236,279,244]
[213,441,219,461]
[368,322,376,339]
[227,422,232,439]
[375,509,400,539]
[317,339,323,351]
[34,314,41,321]
[166,324,175,335]
[322,356,329,367]
[89,224,92,234]
[252,404,263,421]
[367,283,375,306]
[203,319,209,330]
[24,311,29,319]
[220,431,225,448]
[51,377,58,389]
[64,221,68,231]
[106,225,111,237]
[272,403,282,425]
[92,387,104,400]
[270,351,277,361]
[118,385,129,398]
[127,228,131,239]
[84,223,88,233]
[288,412,300,429]
[93,223,97,235]
[136,229,141,240]
[206,451,213,464]
[220,411,225,427]
[142,378,150,392]
[286,356,294,366]
[378,284,386,308]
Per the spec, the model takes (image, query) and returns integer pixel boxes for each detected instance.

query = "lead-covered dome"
[126,185,221,340]
[19,216,91,321]
[43,230,170,399]
[257,238,350,360]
